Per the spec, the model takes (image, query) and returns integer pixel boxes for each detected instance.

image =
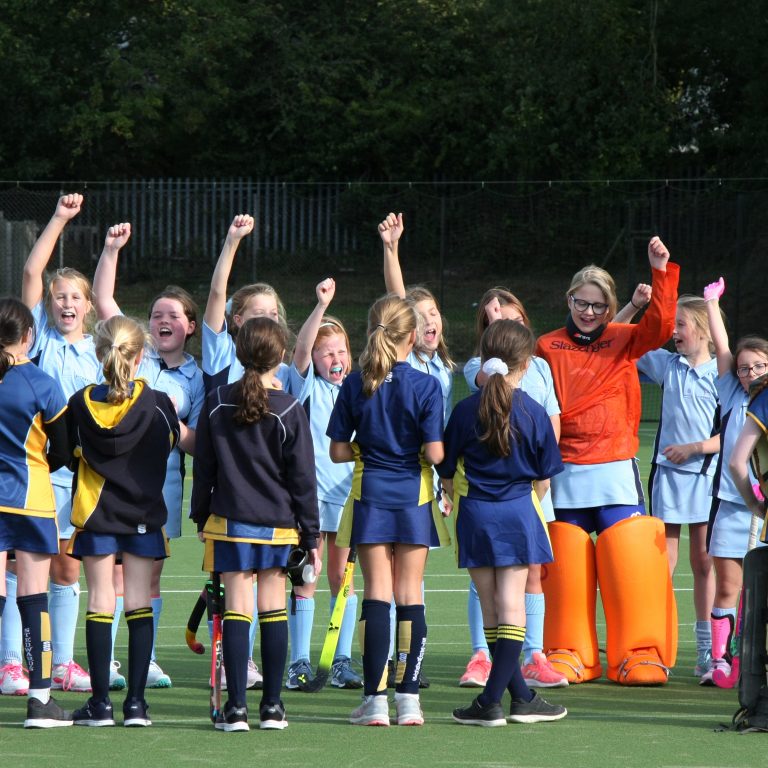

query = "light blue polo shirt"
[463,355,560,416]
[202,318,290,392]
[289,362,352,506]
[407,349,453,424]
[637,350,719,474]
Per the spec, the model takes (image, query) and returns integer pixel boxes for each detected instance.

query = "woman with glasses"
[535,238,680,685]
[700,277,768,687]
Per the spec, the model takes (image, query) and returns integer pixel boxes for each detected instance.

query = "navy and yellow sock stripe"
[125,607,153,622]
[258,609,287,625]
[224,610,252,624]
[497,624,526,643]
[86,611,115,624]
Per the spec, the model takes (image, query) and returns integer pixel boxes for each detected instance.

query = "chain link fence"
[2,179,766,417]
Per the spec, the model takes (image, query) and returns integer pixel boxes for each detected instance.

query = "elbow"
[425,443,444,466]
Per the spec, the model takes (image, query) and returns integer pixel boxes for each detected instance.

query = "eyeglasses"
[736,362,768,378]
[569,295,609,315]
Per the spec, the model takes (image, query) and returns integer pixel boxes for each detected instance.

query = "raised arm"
[92,223,131,320]
[615,283,652,324]
[379,212,406,298]
[203,215,255,332]
[293,278,336,376]
[704,277,731,377]
[22,193,83,308]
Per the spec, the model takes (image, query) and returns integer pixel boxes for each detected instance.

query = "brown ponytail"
[0,297,34,380]
[478,319,536,456]
[233,317,287,424]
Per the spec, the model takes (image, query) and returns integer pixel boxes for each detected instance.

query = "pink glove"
[703,277,725,301]
[753,483,765,503]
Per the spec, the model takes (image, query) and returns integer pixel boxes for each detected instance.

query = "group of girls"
[3,193,764,733]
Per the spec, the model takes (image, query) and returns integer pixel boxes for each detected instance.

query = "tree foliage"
[0,0,763,180]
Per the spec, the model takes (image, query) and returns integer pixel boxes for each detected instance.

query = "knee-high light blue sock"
[1,573,22,664]
[334,593,358,660]
[522,592,545,663]
[151,596,162,661]
[695,619,711,654]
[388,598,396,658]
[288,596,315,664]
[248,580,258,658]
[49,581,80,665]
[111,595,123,661]
[468,581,489,654]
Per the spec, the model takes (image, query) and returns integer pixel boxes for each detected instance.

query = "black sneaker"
[123,697,152,727]
[259,700,288,730]
[24,696,73,728]
[73,697,115,727]
[214,701,249,732]
[508,690,567,723]
[452,697,507,727]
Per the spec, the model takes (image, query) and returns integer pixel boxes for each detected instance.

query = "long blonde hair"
[94,316,150,403]
[359,294,418,397]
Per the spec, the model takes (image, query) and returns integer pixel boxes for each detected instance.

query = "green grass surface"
[0,424,761,767]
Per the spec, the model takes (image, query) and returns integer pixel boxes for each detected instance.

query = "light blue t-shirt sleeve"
[636,348,671,384]
[187,369,205,429]
[464,357,481,393]
[201,319,235,376]
[288,361,312,403]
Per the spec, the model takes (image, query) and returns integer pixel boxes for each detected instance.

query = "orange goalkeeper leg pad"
[596,515,678,685]
[541,521,602,683]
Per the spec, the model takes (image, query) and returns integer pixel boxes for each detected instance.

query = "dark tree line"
[1,0,764,181]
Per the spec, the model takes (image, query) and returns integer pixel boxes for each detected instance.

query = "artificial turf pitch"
[0,424,764,767]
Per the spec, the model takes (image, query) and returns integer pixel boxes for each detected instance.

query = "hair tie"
[482,358,509,377]
[376,324,387,331]
[319,321,338,329]
[111,343,120,349]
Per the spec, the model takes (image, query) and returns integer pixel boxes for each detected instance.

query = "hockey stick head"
[297,670,329,693]
[185,592,208,654]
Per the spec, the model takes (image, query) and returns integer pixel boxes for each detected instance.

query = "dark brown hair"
[478,319,536,457]
[0,297,34,379]
[233,317,287,424]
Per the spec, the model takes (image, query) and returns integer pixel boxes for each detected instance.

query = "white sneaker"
[394,692,424,726]
[699,657,730,686]
[146,660,172,688]
[109,660,126,691]
[0,663,29,695]
[349,694,390,726]
[247,659,263,690]
[51,660,91,692]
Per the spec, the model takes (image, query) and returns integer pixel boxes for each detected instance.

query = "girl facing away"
[92,222,205,690]
[0,298,72,728]
[191,318,320,731]
[286,278,361,690]
[700,277,768,685]
[637,295,720,677]
[66,316,185,726]
[327,294,448,726]
[440,319,566,726]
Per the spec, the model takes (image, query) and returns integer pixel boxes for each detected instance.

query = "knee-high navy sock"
[394,604,427,695]
[484,626,498,659]
[86,612,114,703]
[359,599,390,696]
[478,624,524,705]
[17,593,51,690]
[223,611,251,708]
[259,609,287,706]
[125,607,153,701]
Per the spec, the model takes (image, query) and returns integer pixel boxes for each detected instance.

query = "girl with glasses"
[700,277,768,687]
[534,237,680,685]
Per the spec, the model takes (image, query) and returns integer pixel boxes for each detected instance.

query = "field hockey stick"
[298,547,357,692]
[207,573,224,722]
[185,588,207,654]
[713,509,761,689]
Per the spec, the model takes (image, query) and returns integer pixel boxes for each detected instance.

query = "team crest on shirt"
[385,372,393,383]
[137,524,147,534]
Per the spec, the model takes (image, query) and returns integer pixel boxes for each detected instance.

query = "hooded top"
[67,379,180,534]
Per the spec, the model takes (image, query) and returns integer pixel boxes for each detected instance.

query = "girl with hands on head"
[700,275,768,685]
[285,277,361,690]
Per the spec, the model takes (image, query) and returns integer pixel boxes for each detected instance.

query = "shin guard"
[596,516,677,685]
[541,521,601,682]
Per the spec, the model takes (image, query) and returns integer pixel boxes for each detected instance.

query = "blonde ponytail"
[94,316,149,403]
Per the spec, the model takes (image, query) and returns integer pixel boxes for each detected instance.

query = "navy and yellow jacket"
[67,380,180,535]
[190,385,319,551]
[0,360,68,517]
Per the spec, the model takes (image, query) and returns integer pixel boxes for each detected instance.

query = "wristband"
[630,299,647,310]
